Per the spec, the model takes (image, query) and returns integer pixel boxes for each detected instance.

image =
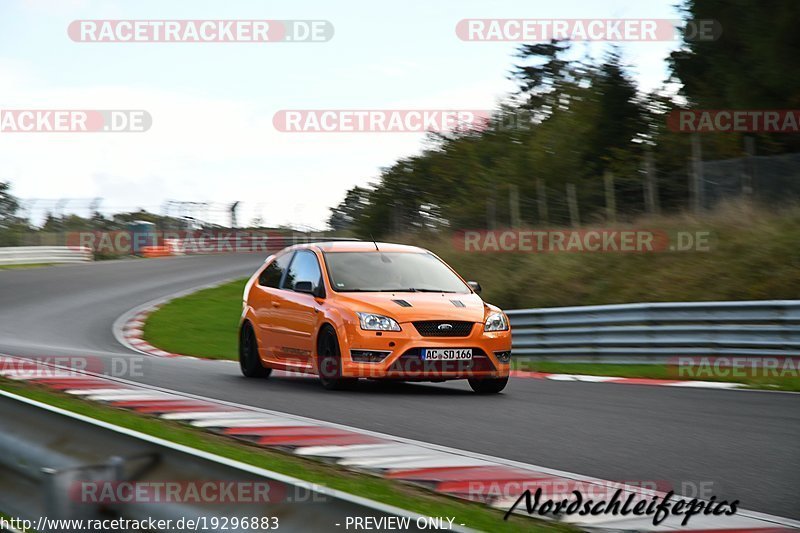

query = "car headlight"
[484,312,509,332]
[357,312,401,331]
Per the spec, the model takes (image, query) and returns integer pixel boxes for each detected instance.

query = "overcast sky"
[0,0,683,229]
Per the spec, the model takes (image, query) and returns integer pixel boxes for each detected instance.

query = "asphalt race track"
[1,254,798,519]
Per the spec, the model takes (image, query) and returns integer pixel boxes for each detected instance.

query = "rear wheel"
[317,327,357,390]
[239,323,271,378]
[468,376,508,394]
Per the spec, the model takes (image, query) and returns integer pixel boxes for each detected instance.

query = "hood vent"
[392,299,412,307]
[450,300,466,308]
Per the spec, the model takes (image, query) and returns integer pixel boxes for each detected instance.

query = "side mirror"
[468,281,482,295]
[294,281,315,294]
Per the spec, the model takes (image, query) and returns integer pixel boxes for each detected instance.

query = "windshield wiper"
[338,289,383,292]
[339,288,459,293]
[393,288,458,293]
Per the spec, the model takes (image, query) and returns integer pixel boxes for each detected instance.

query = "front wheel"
[239,323,271,378]
[317,328,357,390]
[468,376,508,394]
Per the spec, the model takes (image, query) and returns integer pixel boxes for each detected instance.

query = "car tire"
[317,327,357,390]
[468,376,508,394]
[239,323,271,378]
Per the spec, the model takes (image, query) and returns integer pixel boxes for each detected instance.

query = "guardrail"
[507,300,800,360]
[0,246,92,266]
[0,390,442,533]
[160,236,358,256]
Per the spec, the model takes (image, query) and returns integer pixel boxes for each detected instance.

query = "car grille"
[387,348,496,374]
[412,320,474,337]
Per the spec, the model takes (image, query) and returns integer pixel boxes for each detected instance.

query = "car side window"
[283,250,322,292]
[258,253,293,288]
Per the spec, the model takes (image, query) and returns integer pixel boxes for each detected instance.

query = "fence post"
[644,149,660,215]
[604,171,616,223]
[536,179,548,224]
[742,136,755,198]
[486,192,496,229]
[566,183,580,227]
[690,133,704,213]
[509,184,520,228]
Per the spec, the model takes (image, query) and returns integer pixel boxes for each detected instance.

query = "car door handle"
[271,302,281,307]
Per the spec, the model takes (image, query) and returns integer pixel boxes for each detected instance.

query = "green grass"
[0,263,54,270]
[0,378,571,533]
[143,279,247,359]
[513,361,800,391]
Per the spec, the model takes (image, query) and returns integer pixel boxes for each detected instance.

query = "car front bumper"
[339,321,511,380]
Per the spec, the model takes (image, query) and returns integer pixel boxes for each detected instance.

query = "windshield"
[324,252,470,293]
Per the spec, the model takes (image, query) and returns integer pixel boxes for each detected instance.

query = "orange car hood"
[336,291,486,323]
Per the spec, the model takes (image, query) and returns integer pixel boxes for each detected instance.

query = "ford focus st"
[239,241,511,392]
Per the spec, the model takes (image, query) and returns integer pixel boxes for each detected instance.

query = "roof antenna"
[371,234,392,263]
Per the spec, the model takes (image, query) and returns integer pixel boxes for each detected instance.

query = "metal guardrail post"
[42,464,118,533]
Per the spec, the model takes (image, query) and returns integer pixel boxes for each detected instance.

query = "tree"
[328,186,369,231]
[41,212,61,232]
[0,182,28,246]
[511,40,582,115]
[342,48,652,234]
[0,182,19,230]
[583,53,647,175]
[668,0,800,153]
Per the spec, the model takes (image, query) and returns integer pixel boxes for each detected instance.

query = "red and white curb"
[113,279,237,359]
[1,354,797,532]
[510,371,751,390]
[119,307,180,357]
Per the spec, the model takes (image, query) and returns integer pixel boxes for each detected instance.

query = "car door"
[252,251,294,360]
[275,250,323,368]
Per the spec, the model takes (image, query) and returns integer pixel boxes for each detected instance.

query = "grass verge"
[143,279,247,359]
[0,377,570,533]
[404,201,800,309]
[513,360,800,392]
[0,263,54,270]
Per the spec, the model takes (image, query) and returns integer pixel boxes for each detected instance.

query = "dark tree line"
[330,0,800,237]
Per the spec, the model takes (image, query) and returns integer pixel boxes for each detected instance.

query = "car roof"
[286,241,428,254]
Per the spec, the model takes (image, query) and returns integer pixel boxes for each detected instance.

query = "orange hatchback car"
[239,241,511,393]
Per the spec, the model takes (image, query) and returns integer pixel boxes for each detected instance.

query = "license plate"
[421,348,472,361]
